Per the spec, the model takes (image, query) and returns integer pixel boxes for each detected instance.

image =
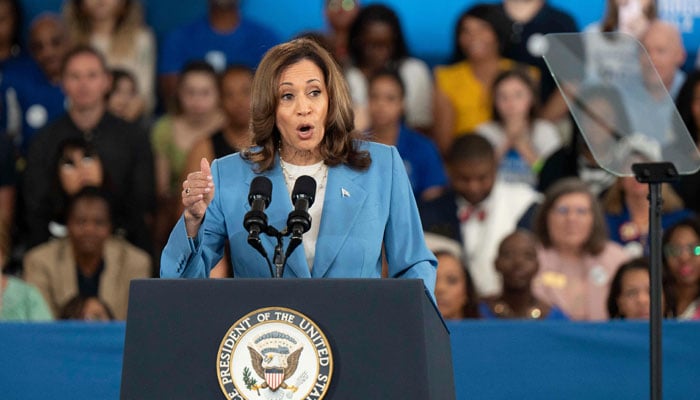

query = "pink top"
[533,242,630,321]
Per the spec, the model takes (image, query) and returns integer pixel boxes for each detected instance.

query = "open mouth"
[297,123,314,138]
[298,123,313,132]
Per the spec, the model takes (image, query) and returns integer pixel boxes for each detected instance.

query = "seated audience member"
[23,187,151,320]
[323,0,360,67]
[602,176,692,257]
[495,0,578,121]
[158,0,279,104]
[592,0,655,37]
[40,137,115,241]
[0,228,53,321]
[477,68,561,186]
[0,13,69,157]
[0,0,27,69]
[152,61,224,252]
[59,295,114,321]
[583,0,655,90]
[63,0,156,114]
[419,134,540,297]
[182,65,253,175]
[607,257,669,320]
[674,71,700,214]
[433,4,525,154]
[425,233,480,319]
[367,69,446,201]
[480,230,568,320]
[538,84,632,196]
[22,45,154,253]
[0,134,15,243]
[532,177,630,321]
[640,20,686,100]
[181,65,254,278]
[107,68,146,125]
[537,126,617,197]
[618,21,687,145]
[662,218,700,320]
[345,4,433,132]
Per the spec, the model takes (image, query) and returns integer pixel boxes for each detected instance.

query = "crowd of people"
[1,0,700,324]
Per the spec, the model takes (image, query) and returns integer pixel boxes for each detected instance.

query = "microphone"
[243,176,272,239]
[284,175,316,261]
[287,175,316,236]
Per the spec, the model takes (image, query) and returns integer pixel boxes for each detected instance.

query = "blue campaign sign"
[659,0,700,70]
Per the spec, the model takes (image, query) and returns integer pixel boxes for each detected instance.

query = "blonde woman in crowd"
[63,0,155,114]
[151,61,224,250]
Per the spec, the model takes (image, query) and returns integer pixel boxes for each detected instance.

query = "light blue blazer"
[160,142,436,294]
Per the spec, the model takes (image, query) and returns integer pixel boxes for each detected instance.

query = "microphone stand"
[270,227,286,279]
[249,226,307,279]
[261,225,296,279]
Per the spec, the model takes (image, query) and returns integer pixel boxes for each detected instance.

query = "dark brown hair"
[434,250,480,319]
[607,257,647,319]
[244,38,370,172]
[601,0,657,33]
[491,68,540,125]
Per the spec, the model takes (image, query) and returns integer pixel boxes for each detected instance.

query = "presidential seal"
[216,307,333,400]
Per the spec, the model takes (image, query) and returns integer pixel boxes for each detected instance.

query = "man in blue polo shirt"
[158,0,280,106]
[0,14,68,157]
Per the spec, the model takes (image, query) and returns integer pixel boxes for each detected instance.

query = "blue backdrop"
[17,0,699,69]
[1,321,699,399]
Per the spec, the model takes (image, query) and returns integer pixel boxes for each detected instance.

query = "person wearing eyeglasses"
[662,218,700,320]
[531,177,630,320]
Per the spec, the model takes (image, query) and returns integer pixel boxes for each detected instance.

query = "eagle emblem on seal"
[246,331,303,393]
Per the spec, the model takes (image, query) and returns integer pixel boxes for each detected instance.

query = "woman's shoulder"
[106,236,151,262]
[532,119,559,133]
[5,276,39,293]
[211,151,254,177]
[24,237,67,260]
[596,241,630,265]
[475,121,504,139]
[434,61,469,77]
[399,57,431,73]
[151,115,174,132]
[360,140,394,156]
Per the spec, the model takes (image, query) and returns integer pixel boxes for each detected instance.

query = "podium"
[120,278,454,399]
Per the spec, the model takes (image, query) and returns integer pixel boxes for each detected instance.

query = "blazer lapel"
[58,240,79,301]
[311,165,367,278]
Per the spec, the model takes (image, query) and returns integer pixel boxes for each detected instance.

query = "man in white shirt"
[419,134,540,297]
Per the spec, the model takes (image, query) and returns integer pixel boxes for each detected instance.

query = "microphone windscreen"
[292,175,316,206]
[249,176,272,206]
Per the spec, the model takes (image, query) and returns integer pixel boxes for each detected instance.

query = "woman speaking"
[160,38,436,294]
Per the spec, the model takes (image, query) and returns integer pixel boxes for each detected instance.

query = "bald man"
[0,13,70,155]
[641,20,687,99]
[611,20,688,147]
